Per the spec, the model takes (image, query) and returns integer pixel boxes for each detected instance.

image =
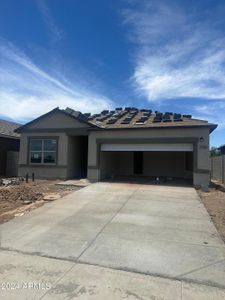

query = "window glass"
[44,139,57,151]
[30,139,42,151]
[30,138,57,164]
[44,152,56,163]
[30,152,42,163]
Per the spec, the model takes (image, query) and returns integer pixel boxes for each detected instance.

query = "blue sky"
[0,0,225,146]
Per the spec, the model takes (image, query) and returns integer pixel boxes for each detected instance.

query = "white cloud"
[0,38,114,122]
[122,0,225,101]
[194,102,225,129]
[35,0,63,41]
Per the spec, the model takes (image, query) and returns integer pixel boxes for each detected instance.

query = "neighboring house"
[0,119,21,176]
[15,107,217,188]
[218,145,225,155]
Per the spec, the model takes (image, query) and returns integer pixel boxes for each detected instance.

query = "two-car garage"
[99,143,194,182]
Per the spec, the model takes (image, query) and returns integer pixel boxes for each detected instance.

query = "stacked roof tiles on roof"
[63,107,213,130]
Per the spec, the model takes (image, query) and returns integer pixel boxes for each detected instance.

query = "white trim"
[101,143,193,152]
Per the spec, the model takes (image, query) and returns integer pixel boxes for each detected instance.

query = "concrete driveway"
[1,182,225,299]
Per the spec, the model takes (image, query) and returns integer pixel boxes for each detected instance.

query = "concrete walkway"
[0,182,225,299]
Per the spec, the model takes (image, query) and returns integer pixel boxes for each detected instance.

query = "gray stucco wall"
[87,127,210,187]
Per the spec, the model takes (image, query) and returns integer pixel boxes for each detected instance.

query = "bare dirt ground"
[199,183,225,243]
[0,180,81,224]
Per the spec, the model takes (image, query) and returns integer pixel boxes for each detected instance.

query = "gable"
[17,109,91,132]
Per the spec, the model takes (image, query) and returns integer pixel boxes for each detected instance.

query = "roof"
[0,119,21,139]
[15,106,218,133]
[64,107,217,133]
[15,107,98,133]
[218,145,225,150]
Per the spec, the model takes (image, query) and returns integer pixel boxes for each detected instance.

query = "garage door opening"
[100,150,193,186]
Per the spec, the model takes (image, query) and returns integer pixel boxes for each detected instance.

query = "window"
[30,139,57,164]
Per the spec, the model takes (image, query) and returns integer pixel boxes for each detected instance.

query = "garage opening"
[100,143,194,185]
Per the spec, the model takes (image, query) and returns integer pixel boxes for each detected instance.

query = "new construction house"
[15,107,217,188]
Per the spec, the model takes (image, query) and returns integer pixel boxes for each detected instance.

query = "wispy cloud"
[35,0,63,41]
[194,101,225,129]
[122,0,225,101]
[0,38,114,122]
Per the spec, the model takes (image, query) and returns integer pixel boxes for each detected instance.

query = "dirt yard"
[0,180,81,224]
[199,183,225,243]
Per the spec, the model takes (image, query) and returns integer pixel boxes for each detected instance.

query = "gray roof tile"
[0,119,21,138]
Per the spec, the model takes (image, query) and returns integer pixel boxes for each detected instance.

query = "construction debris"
[0,177,24,186]
[0,186,43,205]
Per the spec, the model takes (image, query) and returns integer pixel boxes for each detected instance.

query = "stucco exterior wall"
[26,110,89,129]
[18,132,68,179]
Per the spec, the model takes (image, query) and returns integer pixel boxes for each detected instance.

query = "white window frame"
[29,138,57,165]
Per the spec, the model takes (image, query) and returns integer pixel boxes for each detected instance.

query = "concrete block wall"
[211,155,225,184]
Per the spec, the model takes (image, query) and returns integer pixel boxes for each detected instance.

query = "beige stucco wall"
[27,110,89,129]
[87,127,210,187]
[18,132,68,179]
[18,166,67,179]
